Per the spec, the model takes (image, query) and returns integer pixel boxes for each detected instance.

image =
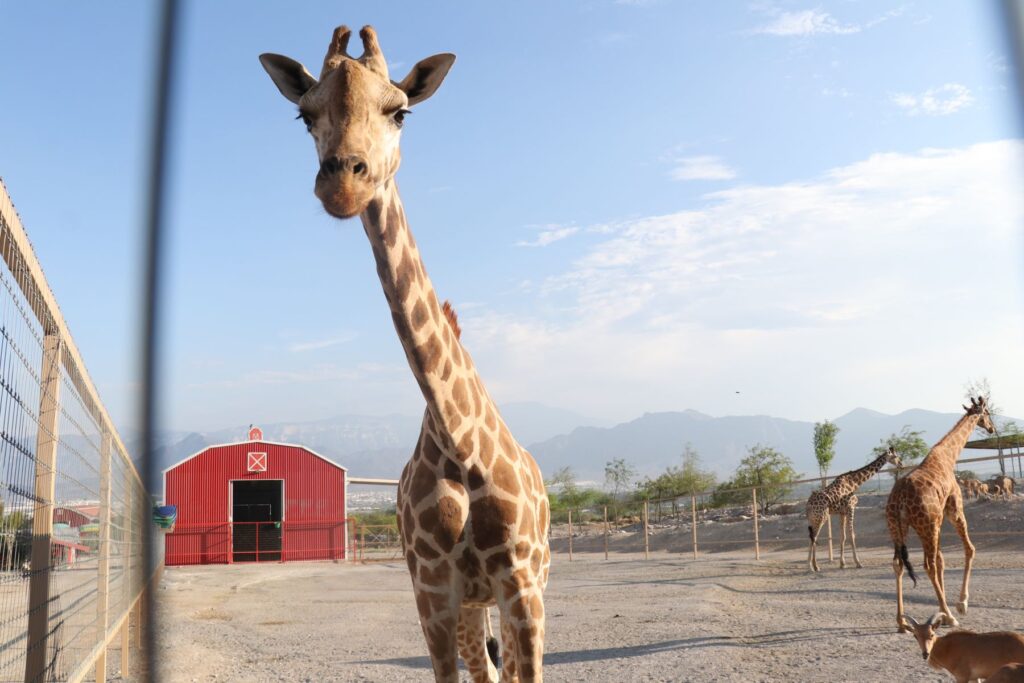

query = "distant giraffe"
[887,397,996,631]
[806,447,901,571]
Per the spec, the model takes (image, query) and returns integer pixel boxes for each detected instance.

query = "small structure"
[964,433,1024,479]
[163,426,347,565]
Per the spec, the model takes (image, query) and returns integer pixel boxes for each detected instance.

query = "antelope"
[988,664,1024,683]
[904,613,1024,683]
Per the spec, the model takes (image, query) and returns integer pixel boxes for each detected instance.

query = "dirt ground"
[153,544,1024,682]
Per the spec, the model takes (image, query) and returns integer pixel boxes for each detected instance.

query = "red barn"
[163,426,347,565]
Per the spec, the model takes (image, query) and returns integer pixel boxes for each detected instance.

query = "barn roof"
[162,440,348,475]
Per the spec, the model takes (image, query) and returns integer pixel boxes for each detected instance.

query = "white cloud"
[669,155,738,182]
[288,333,356,353]
[467,140,1024,422]
[750,7,904,37]
[890,83,974,116]
[517,225,580,248]
[752,9,861,36]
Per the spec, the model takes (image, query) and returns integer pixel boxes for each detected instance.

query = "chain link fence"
[0,180,160,682]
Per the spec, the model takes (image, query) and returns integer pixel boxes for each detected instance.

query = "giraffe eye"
[392,108,411,128]
[295,112,313,132]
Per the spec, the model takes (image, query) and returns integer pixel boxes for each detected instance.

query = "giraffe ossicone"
[260,25,550,683]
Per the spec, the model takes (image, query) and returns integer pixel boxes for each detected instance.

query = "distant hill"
[528,407,1018,482]
[139,405,1014,492]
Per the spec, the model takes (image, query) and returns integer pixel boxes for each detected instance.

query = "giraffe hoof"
[956,600,968,615]
[855,562,863,569]
[942,614,960,627]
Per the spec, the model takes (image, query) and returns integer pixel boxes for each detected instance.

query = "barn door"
[231,480,283,562]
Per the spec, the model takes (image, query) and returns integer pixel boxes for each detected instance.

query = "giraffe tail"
[807,525,815,542]
[898,543,918,587]
[486,636,500,668]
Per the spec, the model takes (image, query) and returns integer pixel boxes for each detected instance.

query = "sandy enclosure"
[153,548,1024,682]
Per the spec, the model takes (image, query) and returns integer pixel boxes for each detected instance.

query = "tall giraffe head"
[963,395,996,434]
[259,26,455,218]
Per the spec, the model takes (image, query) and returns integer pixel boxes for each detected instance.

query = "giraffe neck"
[359,180,494,444]
[921,412,981,470]
[834,452,890,492]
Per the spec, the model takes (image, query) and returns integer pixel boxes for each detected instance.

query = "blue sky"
[1,1,1022,434]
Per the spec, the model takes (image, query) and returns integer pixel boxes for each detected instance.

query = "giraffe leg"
[807,513,826,572]
[413,586,460,683]
[920,530,958,627]
[499,614,518,683]
[947,499,975,615]
[457,606,499,683]
[892,546,909,632]
[498,580,545,683]
[838,513,848,569]
[848,508,863,568]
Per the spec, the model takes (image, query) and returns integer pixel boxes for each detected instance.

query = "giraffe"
[886,397,995,632]
[259,26,550,683]
[806,447,901,572]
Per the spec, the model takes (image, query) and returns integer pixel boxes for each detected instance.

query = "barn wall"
[164,442,346,565]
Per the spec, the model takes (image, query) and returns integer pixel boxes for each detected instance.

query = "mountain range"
[134,403,1013,491]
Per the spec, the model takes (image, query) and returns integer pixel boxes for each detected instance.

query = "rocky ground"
[150,493,1024,682]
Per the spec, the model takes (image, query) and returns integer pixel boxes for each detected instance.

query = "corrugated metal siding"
[164,441,346,565]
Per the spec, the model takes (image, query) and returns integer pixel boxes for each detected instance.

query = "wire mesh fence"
[0,180,160,682]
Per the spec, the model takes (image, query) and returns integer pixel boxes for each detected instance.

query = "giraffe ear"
[963,404,970,412]
[260,53,318,104]
[396,53,456,106]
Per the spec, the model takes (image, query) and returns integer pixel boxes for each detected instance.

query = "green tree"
[604,458,637,501]
[813,420,840,480]
[715,445,799,514]
[873,426,929,478]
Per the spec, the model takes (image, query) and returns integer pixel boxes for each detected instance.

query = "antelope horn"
[904,615,919,628]
[925,612,945,627]
[321,25,353,79]
[358,25,389,78]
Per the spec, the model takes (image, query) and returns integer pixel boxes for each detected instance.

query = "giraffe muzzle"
[315,155,374,218]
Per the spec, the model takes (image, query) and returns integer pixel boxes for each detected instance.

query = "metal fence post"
[95,432,112,682]
[690,494,698,559]
[752,487,760,560]
[603,506,608,561]
[25,333,61,683]
[643,500,649,560]
[567,509,573,562]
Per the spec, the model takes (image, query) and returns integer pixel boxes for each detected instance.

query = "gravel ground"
[153,547,1024,682]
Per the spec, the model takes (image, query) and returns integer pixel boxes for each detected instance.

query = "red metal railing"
[164,519,352,565]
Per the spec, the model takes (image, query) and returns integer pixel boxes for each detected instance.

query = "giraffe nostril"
[320,156,341,176]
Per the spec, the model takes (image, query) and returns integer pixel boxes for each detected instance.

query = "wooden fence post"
[567,509,573,562]
[359,525,365,563]
[752,488,760,560]
[690,494,698,559]
[603,506,608,561]
[642,500,649,560]
[824,475,834,562]
[95,432,112,682]
[827,515,834,562]
[25,334,61,683]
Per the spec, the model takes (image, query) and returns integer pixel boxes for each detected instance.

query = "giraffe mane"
[442,300,462,340]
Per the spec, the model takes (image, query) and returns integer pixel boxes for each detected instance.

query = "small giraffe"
[886,397,995,632]
[806,447,901,571]
[260,26,550,682]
